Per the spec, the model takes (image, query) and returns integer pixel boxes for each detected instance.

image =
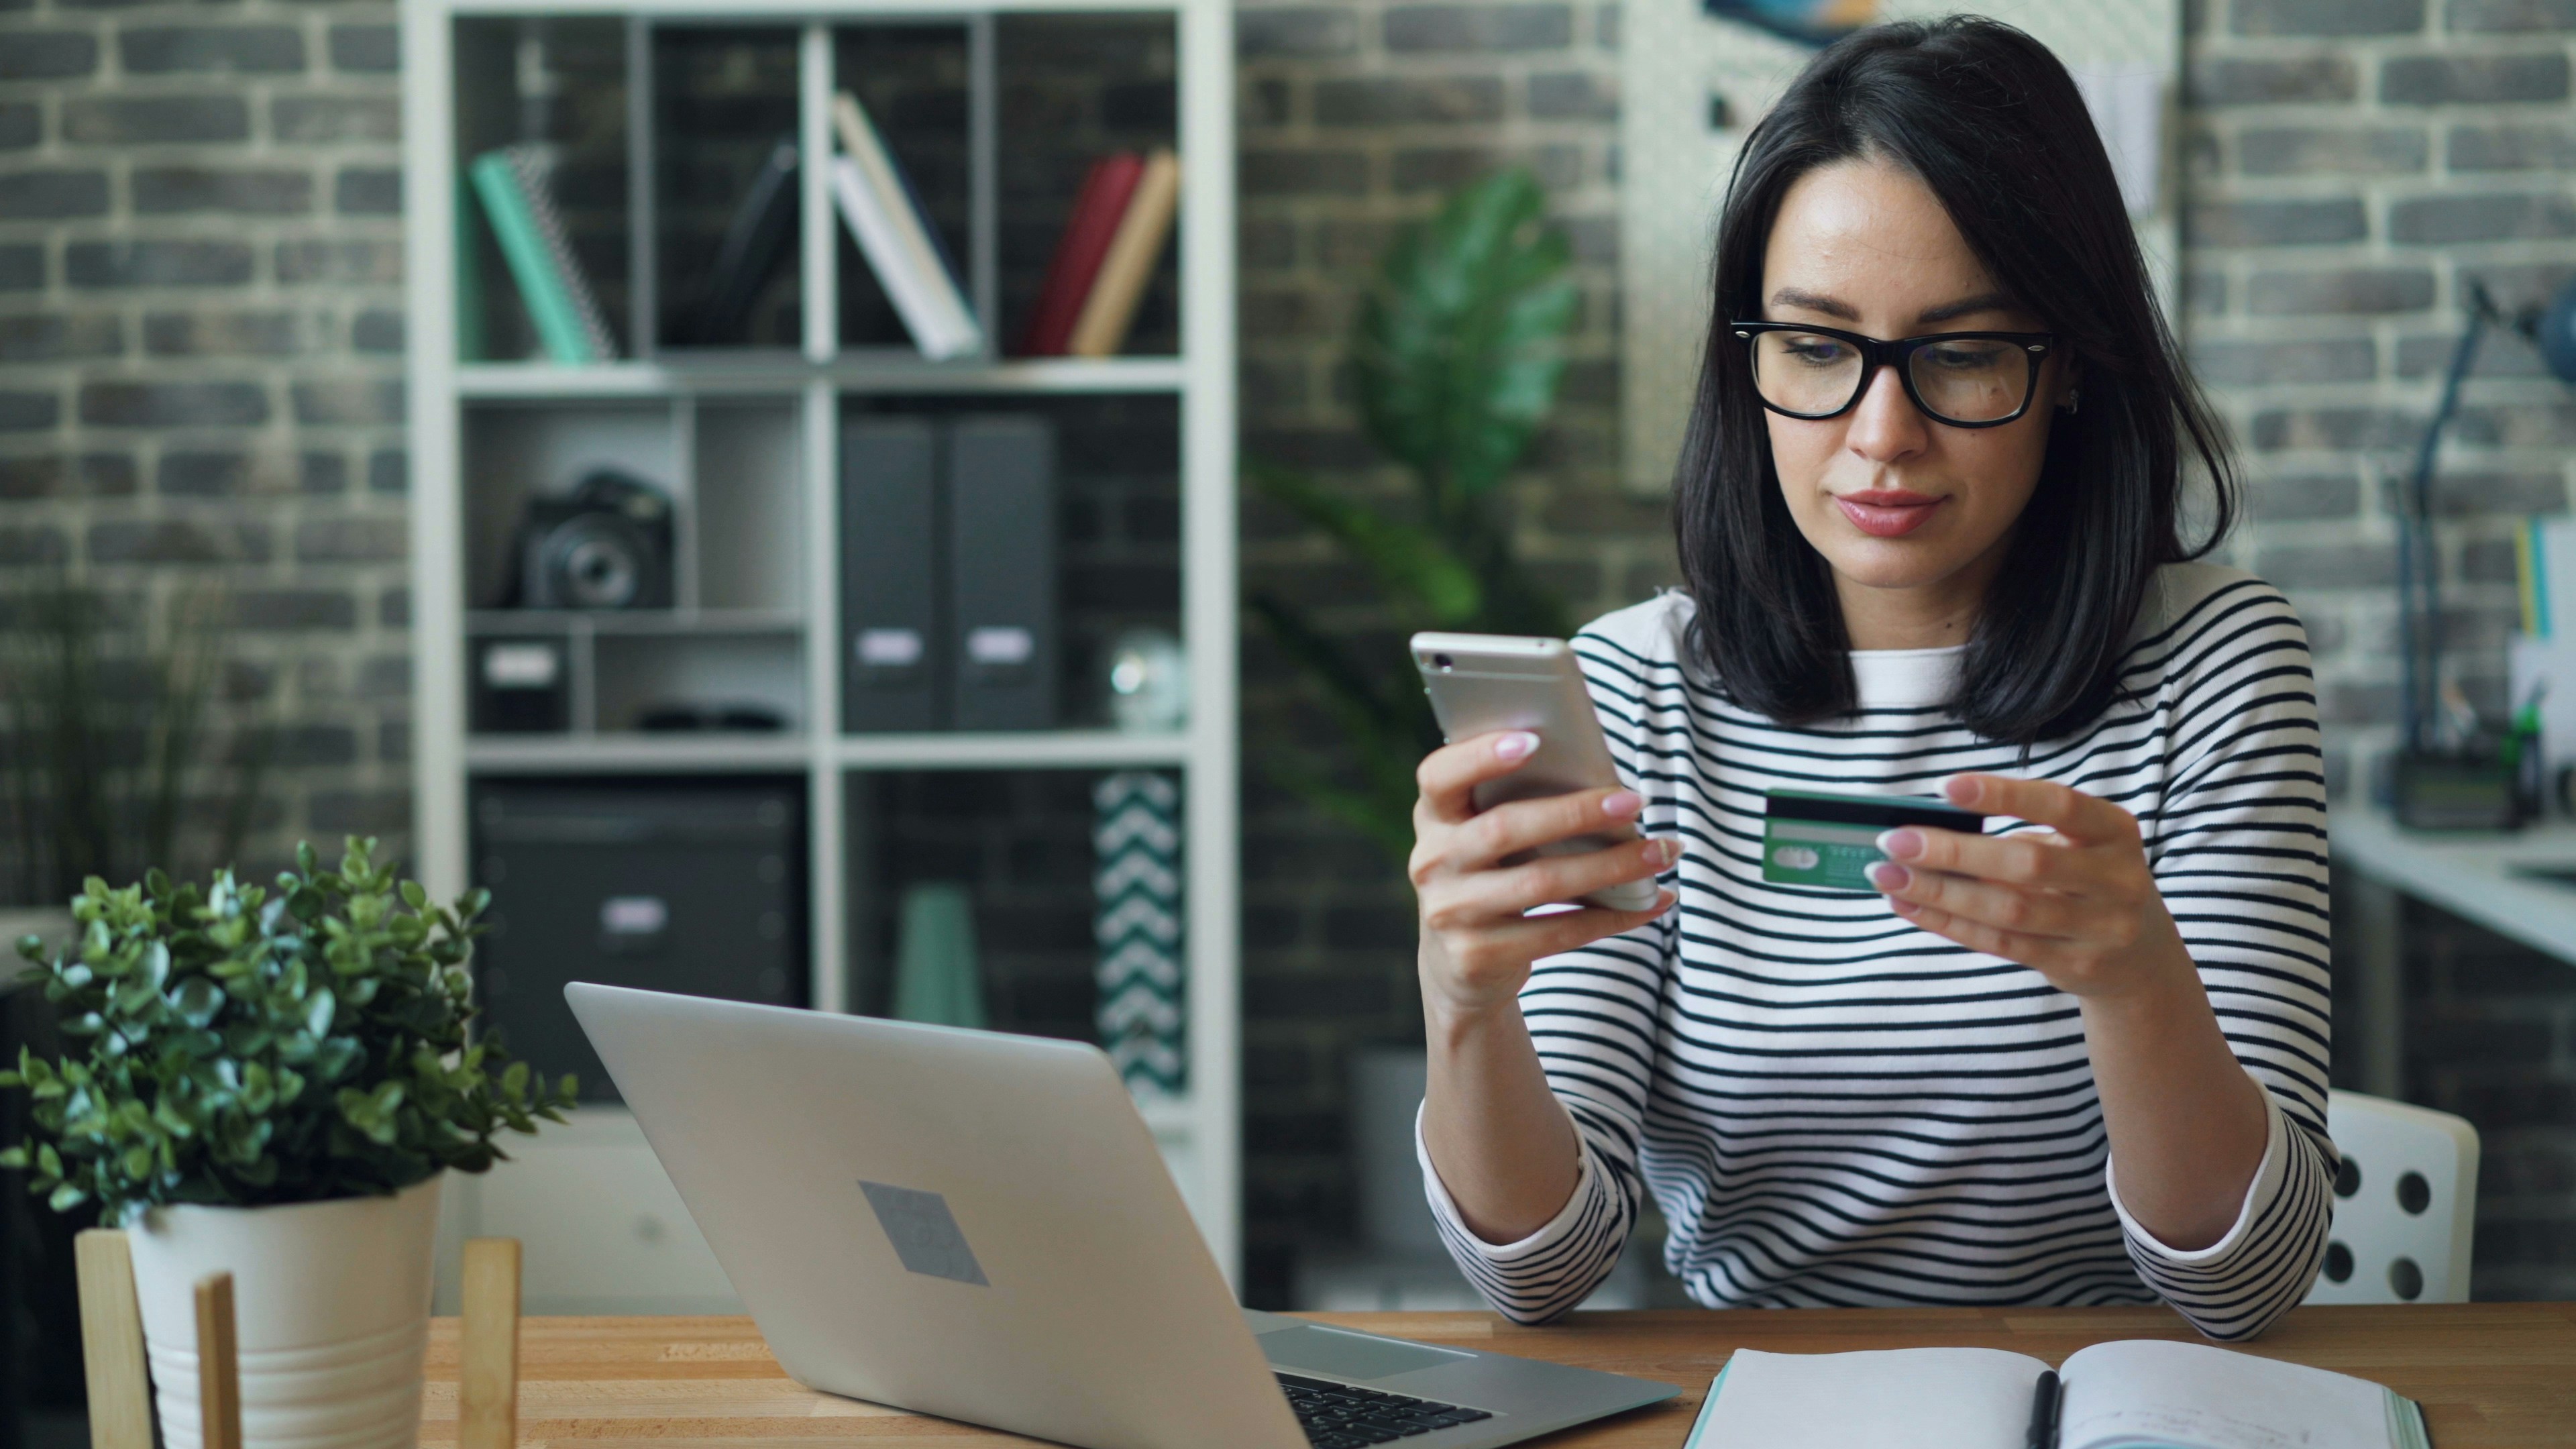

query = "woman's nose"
[1845,362,1929,462]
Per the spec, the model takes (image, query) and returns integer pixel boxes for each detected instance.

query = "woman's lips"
[1834,490,1945,538]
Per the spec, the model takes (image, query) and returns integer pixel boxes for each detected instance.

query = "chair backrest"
[2305,1090,2480,1305]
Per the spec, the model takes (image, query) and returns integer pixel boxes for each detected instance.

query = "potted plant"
[1,838,574,1449]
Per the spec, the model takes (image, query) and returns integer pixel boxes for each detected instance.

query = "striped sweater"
[1420,563,2333,1339]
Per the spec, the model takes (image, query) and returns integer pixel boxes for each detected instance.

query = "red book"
[1016,152,1146,357]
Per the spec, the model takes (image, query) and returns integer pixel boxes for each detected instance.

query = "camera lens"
[1432,653,1454,671]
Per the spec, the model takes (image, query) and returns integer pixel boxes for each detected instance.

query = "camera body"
[517,470,674,610]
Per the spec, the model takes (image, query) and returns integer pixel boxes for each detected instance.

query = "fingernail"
[1495,731,1538,761]
[1649,837,1680,866]
[1866,861,1909,891]
[1941,774,1977,805]
[1603,790,1643,818]
[1877,828,1923,861]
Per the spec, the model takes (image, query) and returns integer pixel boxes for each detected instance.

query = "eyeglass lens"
[1748,331,2031,424]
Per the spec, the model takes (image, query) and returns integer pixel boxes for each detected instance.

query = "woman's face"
[1756,156,2068,610]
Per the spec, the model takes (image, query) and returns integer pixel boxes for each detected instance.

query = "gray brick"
[66,240,253,288]
[379,586,407,627]
[0,102,37,150]
[2249,407,2422,449]
[2245,266,2436,315]
[1393,144,1581,195]
[2455,401,2576,446]
[2396,329,2555,376]
[0,170,108,218]
[352,309,403,352]
[290,379,402,425]
[232,589,356,632]
[327,23,398,72]
[367,447,405,494]
[2383,53,2569,104]
[311,789,407,833]
[86,520,269,565]
[1313,76,1506,126]
[62,97,250,146]
[270,96,399,144]
[0,392,59,432]
[275,239,402,284]
[294,517,405,562]
[157,451,246,496]
[1238,7,1356,56]
[301,451,347,494]
[2249,470,2362,520]
[2430,470,2568,515]
[379,720,409,763]
[2447,0,2576,30]
[0,246,38,292]
[79,381,266,427]
[1242,148,1369,196]
[2186,197,2367,246]
[2239,125,2427,176]
[333,166,401,215]
[0,313,121,363]
[2449,123,2576,170]
[2193,336,2379,386]
[119,25,303,74]
[1385,3,1572,51]
[144,310,299,357]
[2188,56,2357,105]
[2388,191,2576,244]
[262,727,359,769]
[2259,542,2398,588]
[0,527,68,566]
[0,455,60,499]
[2185,268,2226,315]
[132,166,313,216]
[0,30,98,80]
[1529,71,1617,120]
[2235,0,2424,32]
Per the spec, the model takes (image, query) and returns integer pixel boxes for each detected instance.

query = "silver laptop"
[565,982,1676,1449]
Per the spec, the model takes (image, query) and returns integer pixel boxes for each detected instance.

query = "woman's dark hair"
[1672,15,2237,743]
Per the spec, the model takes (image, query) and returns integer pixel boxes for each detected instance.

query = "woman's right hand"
[1411,730,1677,1019]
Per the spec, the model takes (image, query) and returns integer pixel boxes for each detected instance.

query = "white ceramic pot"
[127,1177,441,1449]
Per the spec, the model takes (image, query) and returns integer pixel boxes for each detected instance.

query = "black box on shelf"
[473,637,573,733]
[470,777,807,1103]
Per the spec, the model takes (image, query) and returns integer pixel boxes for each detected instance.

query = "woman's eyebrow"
[1766,287,1857,320]
[1766,288,2025,327]
[1915,291,2018,325]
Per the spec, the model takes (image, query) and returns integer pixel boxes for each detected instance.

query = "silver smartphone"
[1411,632,1661,912]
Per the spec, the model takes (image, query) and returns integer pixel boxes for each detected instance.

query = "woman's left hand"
[1865,773,2192,1001]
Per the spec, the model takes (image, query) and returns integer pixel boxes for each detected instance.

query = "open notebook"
[1685,1341,2431,1449]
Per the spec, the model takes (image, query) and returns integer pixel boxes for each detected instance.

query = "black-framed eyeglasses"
[1731,321,2056,429]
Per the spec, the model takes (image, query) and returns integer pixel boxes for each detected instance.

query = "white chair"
[2305,1090,2480,1304]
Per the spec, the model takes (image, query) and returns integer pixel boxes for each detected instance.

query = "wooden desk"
[425,1305,2576,1447]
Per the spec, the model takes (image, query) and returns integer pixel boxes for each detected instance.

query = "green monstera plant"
[0,838,574,1222]
[1250,168,1580,858]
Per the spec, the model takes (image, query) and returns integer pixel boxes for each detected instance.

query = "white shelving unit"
[400,0,1237,1311]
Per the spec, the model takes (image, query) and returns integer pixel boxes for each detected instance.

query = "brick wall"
[0,0,413,875]
[3,0,2571,1306]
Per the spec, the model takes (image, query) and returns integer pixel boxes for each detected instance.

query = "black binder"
[841,417,942,732]
[947,415,1057,731]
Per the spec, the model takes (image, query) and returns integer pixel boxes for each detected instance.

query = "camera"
[1432,653,1454,672]
[513,469,674,610]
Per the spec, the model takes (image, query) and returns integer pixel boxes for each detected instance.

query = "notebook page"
[1687,1347,2047,1449]
[2058,1340,2418,1449]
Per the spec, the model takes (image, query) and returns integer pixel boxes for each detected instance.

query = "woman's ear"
[2057,366,2081,415]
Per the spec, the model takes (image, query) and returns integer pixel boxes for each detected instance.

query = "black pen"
[2024,1370,2060,1449]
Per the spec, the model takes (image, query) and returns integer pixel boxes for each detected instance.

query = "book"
[690,133,800,347]
[946,415,1057,731]
[1684,1341,2430,1449]
[840,417,942,733]
[1016,152,1147,357]
[1066,147,1180,358]
[830,90,982,359]
[467,144,618,364]
[2516,515,2576,639]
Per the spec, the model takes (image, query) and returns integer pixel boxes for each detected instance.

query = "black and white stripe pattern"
[1420,564,2333,1340]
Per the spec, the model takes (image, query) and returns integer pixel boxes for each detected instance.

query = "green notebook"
[1684,1341,2430,1449]
[466,144,616,365]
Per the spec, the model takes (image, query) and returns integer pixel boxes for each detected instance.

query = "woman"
[1408,17,2330,1340]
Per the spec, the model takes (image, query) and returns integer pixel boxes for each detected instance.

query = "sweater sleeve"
[2121,579,2336,1340]
[1418,630,1676,1323]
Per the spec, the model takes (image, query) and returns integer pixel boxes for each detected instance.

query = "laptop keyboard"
[1278,1372,1495,1445]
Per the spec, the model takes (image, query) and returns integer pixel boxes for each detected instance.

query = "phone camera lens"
[1432,653,1454,672]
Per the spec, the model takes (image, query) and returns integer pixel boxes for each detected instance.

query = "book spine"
[455,174,486,363]
[1019,154,1144,358]
[833,92,981,359]
[830,156,969,360]
[468,150,594,364]
[2520,519,2546,638]
[503,145,617,360]
[1066,148,1180,359]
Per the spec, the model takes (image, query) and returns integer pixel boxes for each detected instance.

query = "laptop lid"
[564,982,1307,1449]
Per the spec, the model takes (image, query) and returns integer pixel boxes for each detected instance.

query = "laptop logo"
[859,1181,990,1286]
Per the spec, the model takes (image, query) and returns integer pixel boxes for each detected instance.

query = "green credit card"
[1761,787,1988,892]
